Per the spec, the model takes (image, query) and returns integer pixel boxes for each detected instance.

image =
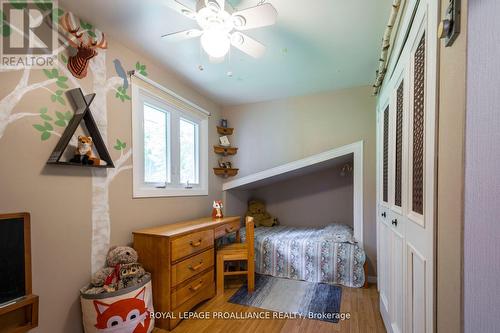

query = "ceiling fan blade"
[230,32,266,58]
[161,29,203,41]
[203,0,225,11]
[232,3,278,31]
[164,0,197,19]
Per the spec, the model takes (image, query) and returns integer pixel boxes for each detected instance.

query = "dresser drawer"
[171,270,214,309]
[171,248,214,287]
[214,220,240,239]
[171,229,214,262]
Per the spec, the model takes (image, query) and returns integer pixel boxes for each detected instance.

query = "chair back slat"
[245,216,254,259]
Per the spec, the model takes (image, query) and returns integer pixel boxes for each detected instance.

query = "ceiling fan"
[162,0,278,61]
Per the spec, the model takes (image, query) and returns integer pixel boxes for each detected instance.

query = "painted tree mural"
[0,5,147,273]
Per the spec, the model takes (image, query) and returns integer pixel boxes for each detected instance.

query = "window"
[132,83,208,197]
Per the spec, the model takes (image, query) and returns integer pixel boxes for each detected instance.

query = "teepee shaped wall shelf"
[46,88,114,168]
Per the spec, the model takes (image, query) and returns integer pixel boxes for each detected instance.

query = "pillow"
[322,223,356,243]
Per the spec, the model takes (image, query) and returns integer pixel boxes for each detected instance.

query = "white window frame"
[132,84,208,197]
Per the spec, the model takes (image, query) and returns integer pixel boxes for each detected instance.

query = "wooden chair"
[216,216,255,295]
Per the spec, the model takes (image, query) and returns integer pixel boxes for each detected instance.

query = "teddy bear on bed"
[245,199,279,227]
[87,246,146,294]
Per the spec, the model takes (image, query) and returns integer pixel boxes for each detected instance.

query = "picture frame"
[219,135,230,147]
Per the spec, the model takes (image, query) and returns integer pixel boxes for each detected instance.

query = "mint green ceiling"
[60,0,392,105]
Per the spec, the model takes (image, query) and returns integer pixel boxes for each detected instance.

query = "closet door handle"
[392,219,398,227]
[381,212,387,218]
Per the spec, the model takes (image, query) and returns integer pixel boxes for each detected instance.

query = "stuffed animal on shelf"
[212,200,224,219]
[246,199,279,227]
[89,246,146,294]
[70,135,107,166]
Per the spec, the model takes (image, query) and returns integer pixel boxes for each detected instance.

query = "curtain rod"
[128,70,211,116]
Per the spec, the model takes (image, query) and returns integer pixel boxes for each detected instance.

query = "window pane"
[144,103,168,183]
[180,118,199,184]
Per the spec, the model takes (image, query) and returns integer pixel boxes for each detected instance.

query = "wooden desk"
[133,216,241,331]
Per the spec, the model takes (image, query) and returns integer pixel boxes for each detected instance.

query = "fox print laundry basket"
[80,274,154,333]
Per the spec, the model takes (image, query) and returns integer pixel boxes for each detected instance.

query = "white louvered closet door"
[376,0,438,332]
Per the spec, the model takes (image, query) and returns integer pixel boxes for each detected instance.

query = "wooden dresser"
[133,216,241,331]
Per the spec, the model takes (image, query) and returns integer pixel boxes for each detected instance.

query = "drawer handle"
[392,219,398,227]
[188,261,204,271]
[381,212,386,218]
[190,239,202,247]
[189,280,203,292]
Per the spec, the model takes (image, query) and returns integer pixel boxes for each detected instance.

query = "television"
[0,213,31,306]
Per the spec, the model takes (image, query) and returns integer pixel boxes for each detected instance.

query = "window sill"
[133,187,208,198]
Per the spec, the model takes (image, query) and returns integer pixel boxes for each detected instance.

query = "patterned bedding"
[235,224,365,288]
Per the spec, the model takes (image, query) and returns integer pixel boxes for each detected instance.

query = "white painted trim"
[129,70,211,117]
[131,84,209,198]
[223,141,364,245]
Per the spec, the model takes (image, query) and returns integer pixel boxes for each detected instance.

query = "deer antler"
[90,32,108,50]
[60,12,83,48]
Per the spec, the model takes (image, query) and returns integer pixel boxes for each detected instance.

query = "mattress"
[233,224,366,288]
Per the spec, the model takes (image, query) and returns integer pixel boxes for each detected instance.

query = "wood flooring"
[152,282,386,333]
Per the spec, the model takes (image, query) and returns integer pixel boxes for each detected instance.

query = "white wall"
[222,86,377,274]
[253,166,353,228]
[464,0,500,331]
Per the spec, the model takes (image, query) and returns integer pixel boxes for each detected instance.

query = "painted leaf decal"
[56,81,69,89]
[52,8,64,22]
[43,69,53,78]
[56,111,65,120]
[9,0,27,10]
[40,114,52,121]
[33,124,46,132]
[44,122,53,131]
[55,119,66,127]
[41,131,51,141]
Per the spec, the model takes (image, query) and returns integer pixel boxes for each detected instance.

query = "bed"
[228,223,366,288]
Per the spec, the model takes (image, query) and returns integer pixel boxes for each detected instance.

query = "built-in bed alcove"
[221,141,366,288]
[223,141,363,245]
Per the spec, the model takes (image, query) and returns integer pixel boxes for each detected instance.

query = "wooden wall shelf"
[46,161,112,168]
[213,146,238,156]
[217,126,234,135]
[213,168,239,177]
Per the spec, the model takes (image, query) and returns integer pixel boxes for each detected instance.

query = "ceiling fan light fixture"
[201,30,230,58]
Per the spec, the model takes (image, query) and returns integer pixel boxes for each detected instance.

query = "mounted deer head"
[59,13,108,79]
